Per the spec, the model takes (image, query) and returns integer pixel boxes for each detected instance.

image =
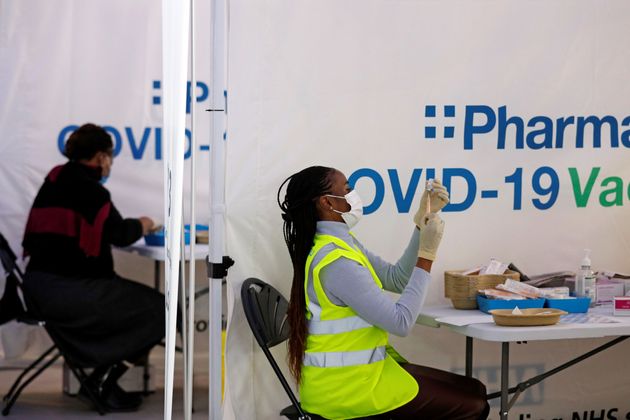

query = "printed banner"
[225,1,630,419]
[2,1,630,419]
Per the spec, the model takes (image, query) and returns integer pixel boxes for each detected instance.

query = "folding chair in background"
[0,233,107,415]
[241,277,380,420]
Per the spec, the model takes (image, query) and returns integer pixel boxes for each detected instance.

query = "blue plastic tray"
[185,224,208,231]
[477,295,545,314]
[144,228,191,246]
[544,297,590,313]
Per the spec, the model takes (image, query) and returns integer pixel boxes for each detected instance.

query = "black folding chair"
[0,233,107,415]
[241,278,381,420]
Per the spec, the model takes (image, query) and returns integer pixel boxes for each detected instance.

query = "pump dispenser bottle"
[577,249,596,306]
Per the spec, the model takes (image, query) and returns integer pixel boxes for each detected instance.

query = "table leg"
[145,260,161,395]
[465,336,473,377]
[154,260,160,290]
[500,342,509,420]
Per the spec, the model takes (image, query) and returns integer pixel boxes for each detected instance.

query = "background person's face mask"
[326,190,364,229]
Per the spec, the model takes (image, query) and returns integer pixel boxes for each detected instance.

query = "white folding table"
[119,241,208,291]
[116,241,209,394]
[417,305,630,419]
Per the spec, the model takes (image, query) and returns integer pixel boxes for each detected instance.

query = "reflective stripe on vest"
[307,315,372,335]
[303,346,386,368]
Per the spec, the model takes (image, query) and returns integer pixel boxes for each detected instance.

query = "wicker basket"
[444,269,521,309]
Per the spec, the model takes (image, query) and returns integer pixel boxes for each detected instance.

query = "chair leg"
[65,365,108,415]
[2,347,61,416]
[3,345,57,404]
[143,362,151,396]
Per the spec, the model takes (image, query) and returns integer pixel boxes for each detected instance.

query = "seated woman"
[22,123,165,412]
[277,166,489,420]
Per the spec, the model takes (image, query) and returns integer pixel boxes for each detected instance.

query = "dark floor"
[0,352,211,419]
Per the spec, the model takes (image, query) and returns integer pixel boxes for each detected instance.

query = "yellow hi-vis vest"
[300,234,419,419]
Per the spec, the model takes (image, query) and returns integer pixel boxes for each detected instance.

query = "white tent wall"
[0,0,215,368]
[225,1,630,419]
[1,0,630,419]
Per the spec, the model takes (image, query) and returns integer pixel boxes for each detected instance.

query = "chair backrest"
[0,233,20,277]
[0,233,27,324]
[241,278,309,419]
[241,277,290,349]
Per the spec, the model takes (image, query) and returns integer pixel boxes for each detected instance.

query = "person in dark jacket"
[22,123,165,412]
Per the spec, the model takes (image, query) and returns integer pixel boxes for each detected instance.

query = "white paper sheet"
[435,314,494,326]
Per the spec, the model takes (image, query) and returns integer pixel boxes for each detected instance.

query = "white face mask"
[326,190,364,229]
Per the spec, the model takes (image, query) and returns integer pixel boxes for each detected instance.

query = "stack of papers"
[560,313,619,324]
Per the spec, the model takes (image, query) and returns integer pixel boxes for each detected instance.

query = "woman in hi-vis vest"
[277,166,489,420]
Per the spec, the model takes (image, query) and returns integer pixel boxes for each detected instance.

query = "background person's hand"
[139,217,155,235]
[418,213,445,261]
[414,179,449,228]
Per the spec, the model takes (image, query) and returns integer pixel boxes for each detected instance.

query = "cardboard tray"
[489,308,568,326]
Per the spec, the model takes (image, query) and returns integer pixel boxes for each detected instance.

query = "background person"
[21,123,165,412]
[277,166,489,420]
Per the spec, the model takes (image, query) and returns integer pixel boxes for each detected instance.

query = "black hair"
[277,165,336,384]
[63,123,113,161]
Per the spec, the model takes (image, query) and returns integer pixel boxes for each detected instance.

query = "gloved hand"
[413,179,449,228]
[418,213,445,261]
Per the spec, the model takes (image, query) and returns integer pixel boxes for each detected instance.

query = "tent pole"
[208,0,231,418]
[185,0,197,417]
[161,0,191,418]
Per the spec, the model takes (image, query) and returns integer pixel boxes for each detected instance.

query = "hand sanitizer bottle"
[578,249,596,306]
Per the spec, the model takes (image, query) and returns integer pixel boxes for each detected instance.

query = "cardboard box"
[596,282,625,305]
[613,297,630,316]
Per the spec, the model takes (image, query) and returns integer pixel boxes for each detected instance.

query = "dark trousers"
[23,270,166,368]
[379,364,490,420]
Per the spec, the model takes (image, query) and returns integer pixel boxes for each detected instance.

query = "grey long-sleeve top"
[306,221,430,337]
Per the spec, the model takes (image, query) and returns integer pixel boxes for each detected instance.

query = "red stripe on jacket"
[47,165,64,183]
[24,203,111,257]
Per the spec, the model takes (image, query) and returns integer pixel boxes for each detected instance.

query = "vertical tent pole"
[208,0,230,418]
[161,0,191,418]
[185,0,198,417]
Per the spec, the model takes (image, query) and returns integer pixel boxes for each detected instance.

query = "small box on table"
[613,297,630,316]
[476,295,545,314]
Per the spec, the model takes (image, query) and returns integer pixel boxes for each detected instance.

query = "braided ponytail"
[277,166,335,383]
